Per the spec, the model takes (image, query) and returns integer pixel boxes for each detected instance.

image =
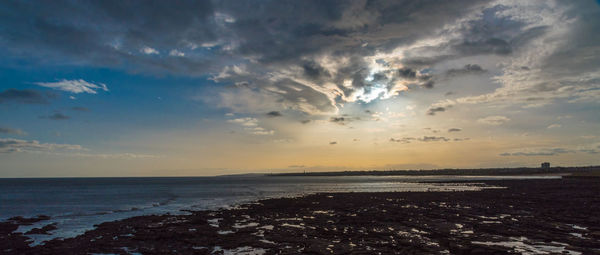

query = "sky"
[1,0,599,177]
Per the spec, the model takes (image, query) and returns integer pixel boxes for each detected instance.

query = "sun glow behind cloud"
[0,0,599,176]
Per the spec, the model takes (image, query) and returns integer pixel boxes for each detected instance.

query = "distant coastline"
[268,165,600,177]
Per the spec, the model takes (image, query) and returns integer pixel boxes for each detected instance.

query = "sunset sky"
[1,0,599,177]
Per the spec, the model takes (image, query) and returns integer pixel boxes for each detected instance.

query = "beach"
[2,178,599,254]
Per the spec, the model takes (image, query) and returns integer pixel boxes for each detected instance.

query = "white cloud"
[211,65,249,81]
[210,86,289,114]
[0,138,84,153]
[427,99,455,115]
[0,138,159,158]
[141,46,159,55]
[35,79,109,94]
[69,152,159,159]
[227,117,274,135]
[477,116,510,126]
[207,1,566,116]
[547,124,561,129]
[214,12,236,24]
[201,42,219,48]
[500,143,600,156]
[250,127,275,135]
[228,117,258,127]
[169,49,185,57]
[450,1,600,109]
[500,147,573,156]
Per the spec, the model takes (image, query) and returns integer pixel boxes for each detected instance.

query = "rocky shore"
[2,178,599,254]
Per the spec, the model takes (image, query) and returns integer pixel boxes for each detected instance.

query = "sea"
[0,175,560,245]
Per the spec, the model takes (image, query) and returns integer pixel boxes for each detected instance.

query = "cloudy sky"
[1,0,599,177]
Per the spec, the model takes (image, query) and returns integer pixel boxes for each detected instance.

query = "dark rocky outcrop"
[1,179,599,254]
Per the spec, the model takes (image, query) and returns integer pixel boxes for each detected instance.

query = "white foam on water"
[281,223,305,229]
[208,218,222,228]
[312,210,334,216]
[213,246,267,255]
[218,230,235,235]
[259,225,274,230]
[570,232,583,238]
[259,239,276,244]
[472,237,582,255]
[569,224,588,230]
[275,217,303,221]
[233,222,259,228]
[482,220,502,224]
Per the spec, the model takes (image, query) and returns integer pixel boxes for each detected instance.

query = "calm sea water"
[0,175,559,244]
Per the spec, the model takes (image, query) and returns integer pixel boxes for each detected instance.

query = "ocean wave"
[53,197,179,219]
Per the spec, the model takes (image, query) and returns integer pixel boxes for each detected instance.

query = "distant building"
[541,162,550,169]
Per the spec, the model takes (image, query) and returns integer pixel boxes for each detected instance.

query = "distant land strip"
[268,166,600,177]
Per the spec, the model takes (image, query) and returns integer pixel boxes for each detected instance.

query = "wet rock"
[7,215,50,225]
[24,223,57,235]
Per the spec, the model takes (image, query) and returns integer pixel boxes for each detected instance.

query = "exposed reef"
[1,179,599,254]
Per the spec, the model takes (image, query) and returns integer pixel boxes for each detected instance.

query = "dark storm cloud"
[0,0,561,73]
[390,136,453,143]
[266,111,282,117]
[0,89,50,104]
[424,128,440,133]
[397,68,417,79]
[395,67,434,87]
[455,38,512,55]
[535,2,600,85]
[400,5,559,73]
[43,113,70,120]
[446,64,486,76]
[0,1,490,83]
[330,117,349,125]
[401,39,512,68]
[0,127,26,135]
[4,0,589,115]
[329,141,337,145]
[427,107,446,116]
[419,136,450,142]
[421,80,435,89]
[389,137,415,144]
[500,148,574,156]
[302,61,331,81]
[219,0,351,63]
[401,56,453,69]
[0,0,217,74]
